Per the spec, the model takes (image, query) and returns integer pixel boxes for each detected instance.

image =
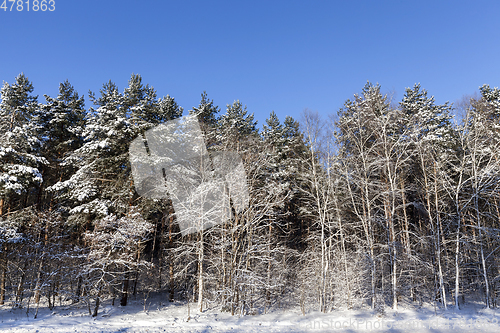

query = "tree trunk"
[120,272,130,306]
[401,179,416,302]
[93,288,101,317]
[34,260,44,304]
[75,275,82,304]
[197,230,204,312]
[421,150,446,310]
[15,271,25,306]
[133,243,141,296]
[453,158,465,310]
[266,223,272,313]
[433,162,447,310]
[0,244,7,305]
[344,162,376,309]
[383,175,398,310]
[476,201,490,308]
[169,212,174,302]
[472,146,491,308]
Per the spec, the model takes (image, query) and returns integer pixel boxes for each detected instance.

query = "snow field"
[1,297,499,333]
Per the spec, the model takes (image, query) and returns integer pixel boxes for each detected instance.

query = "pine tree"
[400,83,455,309]
[190,91,219,128]
[0,74,45,215]
[262,111,284,148]
[189,91,220,147]
[53,74,184,306]
[126,73,182,129]
[38,80,86,212]
[335,83,387,309]
[216,100,258,151]
[52,80,129,224]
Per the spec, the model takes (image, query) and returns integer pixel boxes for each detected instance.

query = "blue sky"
[1,0,499,126]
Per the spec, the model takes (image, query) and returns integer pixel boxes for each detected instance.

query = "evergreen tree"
[262,112,308,249]
[335,83,388,309]
[400,84,456,309]
[55,75,184,226]
[53,80,128,225]
[190,91,219,128]
[262,111,284,148]
[189,91,220,147]
[38,80,86,211]
[0,74,45,215]
[216,100,258,150]
[126,73,182,129]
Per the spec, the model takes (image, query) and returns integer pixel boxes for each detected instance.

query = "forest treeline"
[0,73,499,317]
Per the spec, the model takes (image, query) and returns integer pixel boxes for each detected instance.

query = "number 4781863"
[1,0,55,11]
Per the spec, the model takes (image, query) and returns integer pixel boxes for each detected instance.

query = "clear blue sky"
[1,0,499,126]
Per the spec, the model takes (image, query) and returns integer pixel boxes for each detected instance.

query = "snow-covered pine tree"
[0,74,47,306]
[38,80,86,212]
[55,74,182,224]
[125,74,184,303]
[262,111,284,149]
[210,100,257,313]
[216,100,258,152]
[258,111,301,312]
[25,81,87,307]
[52,80,128,224]
[190,91,220,129]
[279,116,310,250]
[188,92,220,162]
[264,113,308,234]
[0,74,45,215]
[51,74,182,306]
[335,83,386,310]
[369,90,409,310]
[400,84,455,309]
[126,73,183,130]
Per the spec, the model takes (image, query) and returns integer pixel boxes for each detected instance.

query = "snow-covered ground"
[1,297,499,332]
